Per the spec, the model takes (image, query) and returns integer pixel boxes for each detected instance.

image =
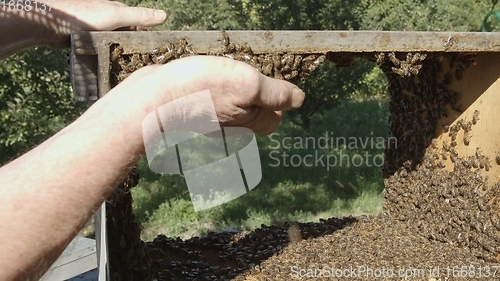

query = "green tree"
[125,0,371,133]
[362,0,497,31]
[482,0,500,31]
[0,48,85,164]
[131,0,242,30]
[229,0,369,133]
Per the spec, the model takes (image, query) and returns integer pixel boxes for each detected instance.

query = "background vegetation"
[1,0,498,240]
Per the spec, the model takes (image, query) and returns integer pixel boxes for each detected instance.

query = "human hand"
[39,0,167,48]
[107,55,305,135]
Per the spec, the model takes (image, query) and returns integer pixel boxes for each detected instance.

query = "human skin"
[0,0,168,58]
[0,1,305,280]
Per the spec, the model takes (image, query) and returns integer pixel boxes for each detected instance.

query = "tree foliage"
[228,0,364,30]
[481,0,500,31]
[229,0,369,133]
[135,0,369,132]
[0,48,85,164]
[362,0,497,31]
[2,0,496,163]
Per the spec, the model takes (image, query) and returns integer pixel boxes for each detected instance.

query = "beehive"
[71,31,500,280]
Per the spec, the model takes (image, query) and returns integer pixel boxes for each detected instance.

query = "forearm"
[0,67,162,280]
[0,1,168,59]
[0,55,301,280]
[0,9,42,59]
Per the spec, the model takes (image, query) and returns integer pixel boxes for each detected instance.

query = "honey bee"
[223,42,236,54]
[455,68,464,81]
[444,36,456,51]
[152,53,173,64]
[475,147,483,159]
[250,56,260,69]
[471,157,479,168]
[431,139,438,149]
[496,154,500,165]
[274,68,283,80]
[129,53,143,68]
[141,53,152,65]
[241,44,253,54]
[442,151,448,160]
[284,70,299,80]
[375,52,386,64]
[271,54,281,69]
[292,55,302,71]
[442,72,452,85]
[185,44,196,55]
[176,38,188,56]
[282,53,295,66]
[261,61,273,76]
[281,64,291,73]
[151,46,165,56]
[409,52,427,64]
[111,45,124,62]
[463,131,471,146]
[472,110,480,125]
[388,52,400,66]
[219,30,230,47]
[484,160,491,171]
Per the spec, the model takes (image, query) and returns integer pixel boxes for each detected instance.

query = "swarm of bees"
[378,50,498,262]
[111,31,327,86]
[376,52,478,176]
[376,52,427,77]
[108,34,499,277]
[110,38,198,85]
[144,218,354,280]
[212,31,326,82]
[105,169,154,280]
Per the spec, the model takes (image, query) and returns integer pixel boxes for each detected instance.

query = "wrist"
[0,9,45,58]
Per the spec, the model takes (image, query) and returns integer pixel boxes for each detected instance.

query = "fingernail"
[291,88,305,108]
[154,10,167,21]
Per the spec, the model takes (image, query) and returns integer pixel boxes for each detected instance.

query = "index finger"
[113,6,167,28]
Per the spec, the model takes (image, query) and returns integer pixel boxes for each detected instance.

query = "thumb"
[254,75,305,111]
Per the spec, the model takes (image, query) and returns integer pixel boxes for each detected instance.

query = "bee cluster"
[379,52,499,262]
[211,31,326,82]
[105,169,154,281]
[375,52,427,77]
[107,37,499,279]
[243,216,493,280]
[110,31,326,86]
[110,39,197,86]
[377,53,475,176]
[144,217,354,280]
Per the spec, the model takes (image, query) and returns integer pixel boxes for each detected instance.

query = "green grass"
[132,95,390,241]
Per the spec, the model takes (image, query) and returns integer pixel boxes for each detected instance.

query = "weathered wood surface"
[40,236,97,281]
[72,30,500,55]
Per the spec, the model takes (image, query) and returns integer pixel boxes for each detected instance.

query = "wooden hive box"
[70,31,500,280]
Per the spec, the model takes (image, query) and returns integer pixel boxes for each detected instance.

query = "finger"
[229,107,282,135]
[254,75,305,111]
[251,109,283,135]
[114,26,152,31]
[114,7,167,28]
